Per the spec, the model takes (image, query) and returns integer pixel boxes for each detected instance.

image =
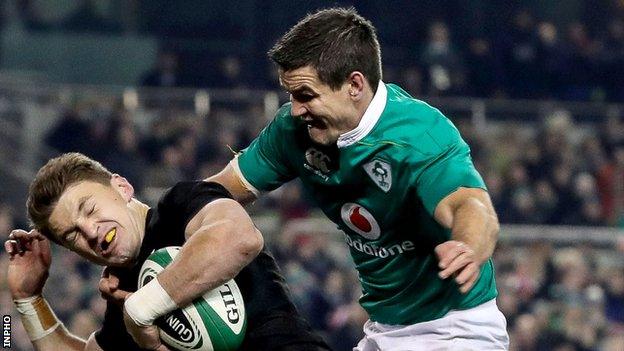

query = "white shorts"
[354,299,509,351]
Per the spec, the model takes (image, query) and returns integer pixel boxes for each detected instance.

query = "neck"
[128,199,150,244]
[349,87,375,129]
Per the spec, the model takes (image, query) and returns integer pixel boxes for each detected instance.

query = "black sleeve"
[157,181,233,229]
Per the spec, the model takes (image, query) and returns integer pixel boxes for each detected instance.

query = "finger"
[98,278,111,295]
[455,262,477,285]
[459,264,480,294]
[155,343,172,351]
[110,289,131,303]
[10,230,36,241]
[99,274,120,291]
[4,240,17,255]
[436,242,467,269]
[30,237,41,254]
[9,232,37,253]
[107,274,120,289]
[439,251,472,279]
[8,229,28,240]
[28,230,47,241]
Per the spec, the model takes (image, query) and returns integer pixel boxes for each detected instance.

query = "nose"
[77,217,98,245]
[290,97,307,117]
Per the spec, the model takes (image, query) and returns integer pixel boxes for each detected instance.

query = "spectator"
[45,106,90,155]
[420,21,466,95]
[140,50,183,88]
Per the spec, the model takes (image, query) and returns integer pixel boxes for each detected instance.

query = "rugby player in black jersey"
[5,152,331,351]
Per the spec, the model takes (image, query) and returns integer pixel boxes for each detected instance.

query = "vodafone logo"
[340,203,380,240]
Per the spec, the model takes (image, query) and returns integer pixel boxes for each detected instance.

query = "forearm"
[15,296,87,351]
[32,326,86,351]
[450,197,499,263]
[158,220,263,307]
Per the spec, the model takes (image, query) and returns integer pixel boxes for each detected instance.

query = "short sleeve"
[237,106,297,191]
[416,140,486,216]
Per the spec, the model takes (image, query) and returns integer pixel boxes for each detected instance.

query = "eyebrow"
[77,195,92,213]
[54,195,92,239]
[289,86,318,97]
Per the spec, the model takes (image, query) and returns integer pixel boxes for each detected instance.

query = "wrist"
[12,291,41,300]
[124,277,177,326]
[13,295,62,341]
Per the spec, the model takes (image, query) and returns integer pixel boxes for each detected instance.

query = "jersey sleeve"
[237,105,297,192]
[157,181,234,230]
[414,123,486,216]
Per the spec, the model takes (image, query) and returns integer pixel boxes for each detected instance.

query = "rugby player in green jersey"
[208,7,509,350]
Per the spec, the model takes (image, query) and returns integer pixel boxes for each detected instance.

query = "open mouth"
[100,227,116,254]
[304,118,327,130]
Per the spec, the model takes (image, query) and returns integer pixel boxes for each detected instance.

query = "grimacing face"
[47,176,143,267]
[279,66,359,145]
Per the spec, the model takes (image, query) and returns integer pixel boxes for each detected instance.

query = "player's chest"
[291,144,411,229]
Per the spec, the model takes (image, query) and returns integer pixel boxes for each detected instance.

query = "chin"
[309,131,334,146]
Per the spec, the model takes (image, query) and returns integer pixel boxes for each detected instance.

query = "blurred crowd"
[137,8,624,103]
[5,1,624,103]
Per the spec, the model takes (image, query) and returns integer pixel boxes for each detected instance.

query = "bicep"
[185,198,256,239]
[434,187,495,228]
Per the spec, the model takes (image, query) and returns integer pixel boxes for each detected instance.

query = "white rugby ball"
[138,246,247,351]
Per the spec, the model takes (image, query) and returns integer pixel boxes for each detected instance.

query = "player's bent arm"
[157,198,263,308]
[205,158,257,205]
[434,187,500,263]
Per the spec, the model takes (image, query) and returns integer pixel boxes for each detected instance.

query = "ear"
[347,71,367,100]
[110,174,134,202]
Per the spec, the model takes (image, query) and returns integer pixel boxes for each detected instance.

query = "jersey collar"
[337,80,387,148]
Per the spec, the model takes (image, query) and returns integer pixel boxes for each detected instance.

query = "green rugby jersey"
[236,82,497,325]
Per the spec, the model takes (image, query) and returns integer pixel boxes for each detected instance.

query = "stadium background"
[0,0,623,350]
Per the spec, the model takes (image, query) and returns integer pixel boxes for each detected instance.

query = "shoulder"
[373,84,464,160]
[268,103,299,132]
[157,181,233,216]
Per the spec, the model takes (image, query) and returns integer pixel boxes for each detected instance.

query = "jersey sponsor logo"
[363,159,392,192]
[304,148,331,177]
[344,234,415,258]
[341,203,380,240]
[160,310,202,344]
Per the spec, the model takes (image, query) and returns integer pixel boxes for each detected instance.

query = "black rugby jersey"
[94,181,330,351]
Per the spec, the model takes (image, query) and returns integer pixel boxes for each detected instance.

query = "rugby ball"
[138,246,246,351]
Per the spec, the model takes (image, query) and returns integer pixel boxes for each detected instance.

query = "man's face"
[279,66,356,145]
[48,177,142,267]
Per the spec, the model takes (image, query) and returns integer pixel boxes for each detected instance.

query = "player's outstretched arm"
[433,187,500,293]
[205,158,257,205]
[5,230,103,351]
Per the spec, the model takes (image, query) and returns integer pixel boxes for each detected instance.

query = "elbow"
[492,219,500,240]
[226,220,263,261]
[242,228,264,258]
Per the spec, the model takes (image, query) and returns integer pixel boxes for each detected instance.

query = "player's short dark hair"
[27,153,112,243]
[268,7,382,92]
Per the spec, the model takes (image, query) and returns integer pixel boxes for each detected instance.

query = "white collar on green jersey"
[337,80,387,148]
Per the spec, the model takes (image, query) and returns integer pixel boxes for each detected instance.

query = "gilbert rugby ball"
[138,246,246,351]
